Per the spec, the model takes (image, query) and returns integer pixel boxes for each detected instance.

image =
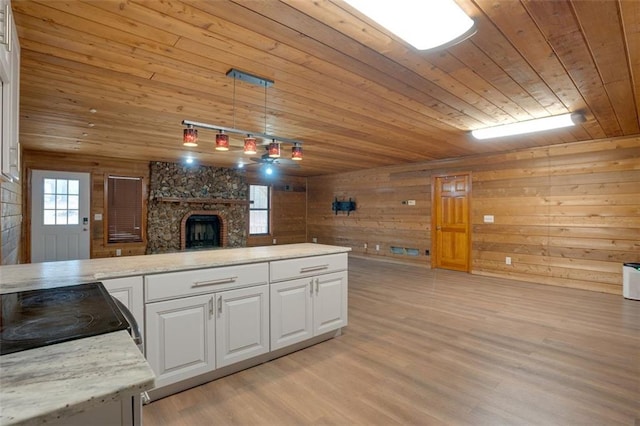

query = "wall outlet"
[116,249,122,256]
[375,244,380,251]
[312,237,317,243]
[272,238,277,245]
[505,256,511,265]
[94,213,103,221]
[407,200,416,206]
[484,215,495,223]
[364,243,368,249]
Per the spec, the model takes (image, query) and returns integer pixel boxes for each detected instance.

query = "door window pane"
[56,179,67,194]
[68,195,79,210]
[56,210,68,225]
[44,210,56,225]
[68,180,79,195]
[44,194,56,209]
[43,178,80,226]
[44,179,56,194]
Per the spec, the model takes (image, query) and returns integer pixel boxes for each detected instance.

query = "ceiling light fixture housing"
[471,112,584,140]
[215,131,230,151]
[291,143,303,161]
[183,125,198,147]
[243,136,257,154]
[344,0,476,50]
[268,141,281,158]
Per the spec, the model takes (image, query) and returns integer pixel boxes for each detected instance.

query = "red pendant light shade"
[243,136,257,154]
[215,131,229,151]
[183,126,198,147]
[291,143,303,161]
[268,141,281,158]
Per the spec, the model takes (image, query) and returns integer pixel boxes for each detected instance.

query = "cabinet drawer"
[270,254,347,282]
[145,263,268,302]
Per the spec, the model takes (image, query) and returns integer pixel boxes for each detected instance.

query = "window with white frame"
[43,178,80,225]
[249,184,270,235]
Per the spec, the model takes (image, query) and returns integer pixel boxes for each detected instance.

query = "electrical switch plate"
[375,244,380,251]
[408,200,416,206]
[364,243,368,249]
[272,238,277,245]
[94,213,102,221]
[116,249,122,256]
[505,256,511,265]
[484,215,495,223]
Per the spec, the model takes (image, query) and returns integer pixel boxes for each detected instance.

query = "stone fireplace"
[147,162,248,254]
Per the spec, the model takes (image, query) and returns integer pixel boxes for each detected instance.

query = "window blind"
[107,176,143,243]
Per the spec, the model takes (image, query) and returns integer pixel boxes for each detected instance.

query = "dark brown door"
[432,174,471,272]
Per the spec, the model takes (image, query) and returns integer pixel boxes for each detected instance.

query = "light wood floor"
[144,257,640,425]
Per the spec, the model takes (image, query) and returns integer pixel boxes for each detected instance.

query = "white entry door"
[31,170,91,262]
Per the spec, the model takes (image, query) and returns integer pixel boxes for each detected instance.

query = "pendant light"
[243,135,257,154]
[183,125,198,147]
[268,140,280,158]
[291,143,303,161]
[215,131,229,151]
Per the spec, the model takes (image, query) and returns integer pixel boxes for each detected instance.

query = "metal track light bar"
[181,120,303,146]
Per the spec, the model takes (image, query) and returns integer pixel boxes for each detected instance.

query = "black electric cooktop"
[0,282,130,356]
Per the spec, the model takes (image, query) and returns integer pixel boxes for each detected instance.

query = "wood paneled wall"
[1,179,23,264]
[246,172,307,247]
[307,136,640,294]
[22,150,150,260]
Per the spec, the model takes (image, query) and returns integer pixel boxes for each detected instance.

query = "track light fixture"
[181,68,304,161]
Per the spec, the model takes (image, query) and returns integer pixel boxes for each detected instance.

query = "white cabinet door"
[216,284,269,368]
[313,271,348,335]
[270,278,313,351]
[146,294,215,389]
[102,276,144,352]
[270,271,348,351]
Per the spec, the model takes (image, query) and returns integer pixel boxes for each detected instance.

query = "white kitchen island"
[0,243,350,424]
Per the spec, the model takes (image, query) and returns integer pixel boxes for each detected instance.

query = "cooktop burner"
[0,282,130,356]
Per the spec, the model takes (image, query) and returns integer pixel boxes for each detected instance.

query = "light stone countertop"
[0,331,155,426]
[0,243,350,425]
[0,243,351,294]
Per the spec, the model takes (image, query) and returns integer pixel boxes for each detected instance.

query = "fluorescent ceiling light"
[471,113,582,140]
[344,0,475,50]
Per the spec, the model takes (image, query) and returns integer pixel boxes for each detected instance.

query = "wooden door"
[432,174,471,272]
[30,170,90,262]
[145,294,215,389]
[216,284,269,368]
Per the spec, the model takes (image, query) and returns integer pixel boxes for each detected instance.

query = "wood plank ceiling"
[12,0,640,176]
